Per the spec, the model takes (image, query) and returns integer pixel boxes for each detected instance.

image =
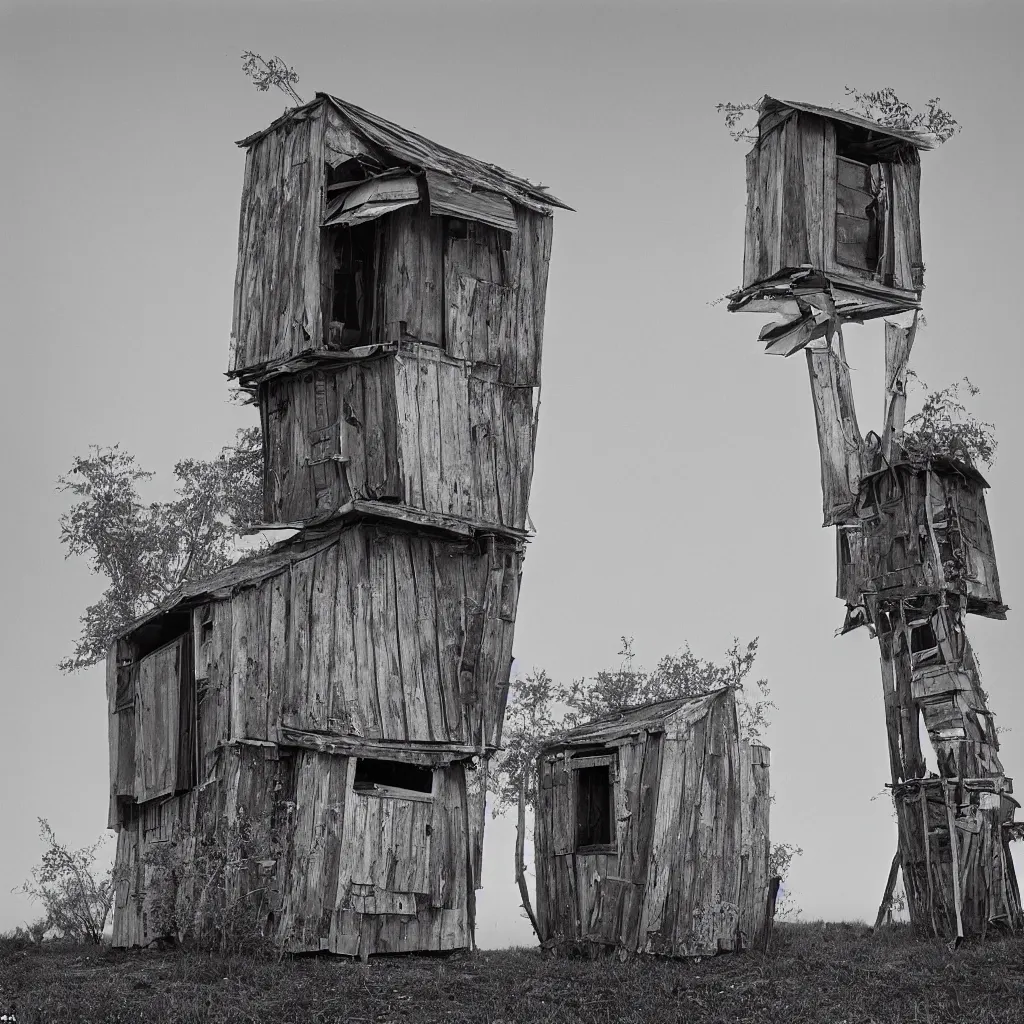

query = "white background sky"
[2,0,1023,948]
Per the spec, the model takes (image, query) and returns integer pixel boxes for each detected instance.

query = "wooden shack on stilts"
[726,95,1022,938]
[533,688,774,957]
[107,93,567,954]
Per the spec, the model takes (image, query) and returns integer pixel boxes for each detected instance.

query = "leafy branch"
[716,88,960,146]
[843,87,960,144]
[899,376,996,469]
[241,52,303,105]
[57,427,263,671]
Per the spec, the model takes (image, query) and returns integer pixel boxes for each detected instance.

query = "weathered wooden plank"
[392,535,432,740]
[414,350,444,514]
[135,639,181,803]
[380,205,445,345]
[284,554,315,729]
[805,334,866,526]
[432,542,469,744]
[882,317,918,462]
[742,146,760,287]
[468,375,500,525]
[265,572,289,740]
[781,114,808,267]
[436,359,472,518]
[890,160,920,291]
[370,533,408,738]
[306,545,338,731]
[232,586,270,741]
[393,353,424,510]
[800,114,825,269]
[346,528,384,738]
[822,122,837,274]
[106,647,121,829]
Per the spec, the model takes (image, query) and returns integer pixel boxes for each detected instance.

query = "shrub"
[16,820,113,945]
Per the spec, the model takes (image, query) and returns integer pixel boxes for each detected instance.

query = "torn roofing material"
[236,93,571,213]
[544,687,735,749]
[758,96,936,151]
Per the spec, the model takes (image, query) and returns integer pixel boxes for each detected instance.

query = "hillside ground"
[2,922,1023,1023]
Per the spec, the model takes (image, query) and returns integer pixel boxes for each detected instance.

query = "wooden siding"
[231,106,326,374]
[534,691,772,957]
[260,346,536,529]
[112,745,480,955]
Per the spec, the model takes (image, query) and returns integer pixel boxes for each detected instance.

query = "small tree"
[58,427,262,671]
[16,821,113,945]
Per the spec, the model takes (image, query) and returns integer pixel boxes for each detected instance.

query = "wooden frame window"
[573,753,617,852]
[353,757,434,802]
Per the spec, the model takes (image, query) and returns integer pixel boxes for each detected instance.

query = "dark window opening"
[326,223,376,350]
[129,612,191,662]
[910,620,938,654]
[839,529,853,565]
[835,154,881,274]
[576,764,613,850]
[353,758,433,797]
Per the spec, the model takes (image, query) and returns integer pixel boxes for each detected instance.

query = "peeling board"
[425,169,517,233]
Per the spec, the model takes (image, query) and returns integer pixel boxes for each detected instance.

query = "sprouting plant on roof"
[716,88,960,146]
[899,375,996,469]
[842,87,961,145]
[715,102,760,144]
[241,52,303,106]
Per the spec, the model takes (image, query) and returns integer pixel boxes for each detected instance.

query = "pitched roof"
[236,93,570,212]
[544,687,734,748]
[759,95,935,151]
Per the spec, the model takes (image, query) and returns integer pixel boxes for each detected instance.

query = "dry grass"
[2,922,1023,1023]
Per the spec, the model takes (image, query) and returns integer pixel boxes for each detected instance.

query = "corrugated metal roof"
[759,96,935,151]
[545,687,733,748]
[236,93,570,212]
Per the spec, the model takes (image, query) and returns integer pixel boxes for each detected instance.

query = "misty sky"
[2,0,1023,948]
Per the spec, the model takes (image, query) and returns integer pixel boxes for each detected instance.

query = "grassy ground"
[2,923,1023,1023]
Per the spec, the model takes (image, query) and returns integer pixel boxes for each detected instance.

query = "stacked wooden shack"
[726,96,1021,938]
[533,688,774,956]
[107,93,567,954]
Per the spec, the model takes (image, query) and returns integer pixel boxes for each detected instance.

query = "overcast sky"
[2,0,1023,946]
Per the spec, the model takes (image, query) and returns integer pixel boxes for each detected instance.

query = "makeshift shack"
[837,457,1004,619]
[729,96,931,351]
[108,509,521,953]
[231,93,564,529]
[533,688,773,957]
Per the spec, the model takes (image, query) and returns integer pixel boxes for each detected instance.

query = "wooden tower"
[106,93,566,954]
[728,96,1021,938]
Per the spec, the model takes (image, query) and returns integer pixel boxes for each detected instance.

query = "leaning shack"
[107,93,567,954]
[533,688,774,956]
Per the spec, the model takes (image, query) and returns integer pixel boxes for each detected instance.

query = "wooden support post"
[516,774,542,941]
[873,850,902,931]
